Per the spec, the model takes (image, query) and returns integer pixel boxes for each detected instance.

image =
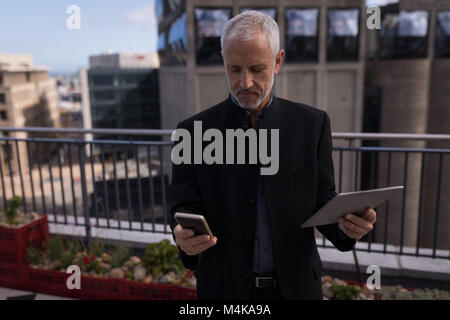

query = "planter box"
[0,265,28,290]
[24,266,197,300]
[72,276,126,300]
[0,215,49,264]
[27,267,73,298]
[0,215,49,290]
[126,281,180,300]
[179,286,196,300]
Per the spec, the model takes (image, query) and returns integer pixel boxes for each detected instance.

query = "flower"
[91,255,96,261]
[82,257,90,264]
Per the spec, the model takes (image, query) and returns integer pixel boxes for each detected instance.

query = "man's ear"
[274,49,285,74]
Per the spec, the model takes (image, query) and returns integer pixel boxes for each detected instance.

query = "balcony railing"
[0,127,449,260]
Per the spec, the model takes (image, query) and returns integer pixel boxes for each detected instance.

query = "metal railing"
[0,127,448,260]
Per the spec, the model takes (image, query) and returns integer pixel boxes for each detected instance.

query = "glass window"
[195,8,231,65]
[120,88,140,101]
[435,11,450,58]
[93,120,116,129]
[155,0,165,23]
[0,74,3,86]
[120,74,143,86]
[327,8,360,61]
[379,10,429,59]
[158,32,166,52]
[167,12,187,65]
[92,105,116,120]
[0,111,7,120]
[169,13,187,50]
[91,75,114,86]
[285,8,319,62]
[93,90,115,102]
[0,93,5,104]
[240,7,277,21]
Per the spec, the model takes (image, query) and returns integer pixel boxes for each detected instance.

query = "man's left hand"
[338,208,377,240]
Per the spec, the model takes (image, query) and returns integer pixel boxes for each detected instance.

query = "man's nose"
[240,70,253,90]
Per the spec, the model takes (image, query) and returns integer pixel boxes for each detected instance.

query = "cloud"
[122,5,157,28]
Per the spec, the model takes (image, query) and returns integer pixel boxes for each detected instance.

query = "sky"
[0,0,158,73]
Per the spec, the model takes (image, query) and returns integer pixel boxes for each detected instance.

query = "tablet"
[174,212,214,238]
[301,186,404,228]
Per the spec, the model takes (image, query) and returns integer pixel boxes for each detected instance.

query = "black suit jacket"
[169,96,356,299]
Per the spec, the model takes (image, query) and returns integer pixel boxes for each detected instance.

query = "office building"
[0,52,60,173]
[80,53,161,147]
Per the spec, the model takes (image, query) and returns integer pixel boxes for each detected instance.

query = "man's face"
[222,32,285,110]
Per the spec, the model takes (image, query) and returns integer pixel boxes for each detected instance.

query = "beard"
[227,65,275,110]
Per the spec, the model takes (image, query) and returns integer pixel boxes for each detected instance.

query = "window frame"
[326,7,361,62]
[194,6,232,66]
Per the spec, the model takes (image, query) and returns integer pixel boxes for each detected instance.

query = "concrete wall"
[368,60,430,248]
[421,59,450,251]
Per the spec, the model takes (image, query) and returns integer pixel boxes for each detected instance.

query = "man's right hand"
[173,224,217,256]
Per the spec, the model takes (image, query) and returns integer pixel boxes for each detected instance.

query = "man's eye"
[230,68,240,73]
[250,68,262,73]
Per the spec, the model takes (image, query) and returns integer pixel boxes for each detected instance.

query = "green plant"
[60,239,82,269]
[380,286,450,300]
[331,285,361,300]
[89,239,106,257]
[26,246,43,265]
[143,240,183,276]
[45,236,81,269]
[110,244,131,268]
[48,236,65,261]
[4,196,22,224]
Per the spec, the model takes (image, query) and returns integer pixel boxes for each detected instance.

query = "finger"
[174,224,194,239]
[191,237,217,252]
[344,213,373,233]
[338,221,361,240]
[364,208,377,223]
[182,234,213,248]
[184,237,217,256]
[342,218,368,236]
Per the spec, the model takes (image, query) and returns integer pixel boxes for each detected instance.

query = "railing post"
[77,141,91,247]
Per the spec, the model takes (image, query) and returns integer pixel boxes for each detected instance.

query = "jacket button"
[243,271,251,279]
[249,196,256,204]
[245,233,253,241]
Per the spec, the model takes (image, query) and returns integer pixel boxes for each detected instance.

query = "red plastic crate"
[72,275,126,300]
[27,267,74,298]
[177,270,196,300]
[0,215,49,265]
[126,281,180,300]
[179,286,196,300]
[0,264,27,290]
[0,248,27,289]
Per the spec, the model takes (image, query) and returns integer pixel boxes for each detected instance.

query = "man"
[169,11,376,300]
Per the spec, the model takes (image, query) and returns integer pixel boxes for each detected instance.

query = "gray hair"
[220,10,280,58]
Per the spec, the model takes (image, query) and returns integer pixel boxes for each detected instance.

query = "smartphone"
[174,212,214,238]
